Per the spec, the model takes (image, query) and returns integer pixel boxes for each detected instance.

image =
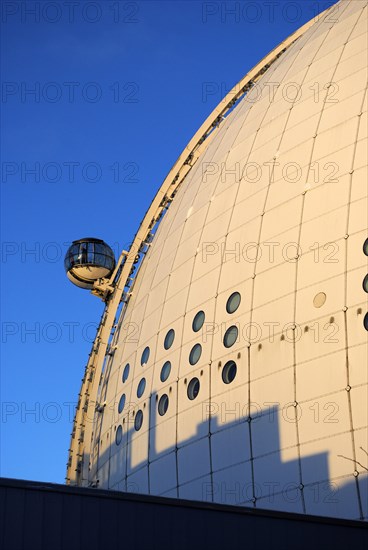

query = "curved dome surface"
[86,0,367,520]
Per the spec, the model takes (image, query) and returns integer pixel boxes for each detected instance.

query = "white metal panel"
[177,367,209,443]
[177,438,211,485]
[126,466,149,495]
[250,336,294,381]
[303,476,361,520]
[298,390,350,444]
[350,384,368,429]
[166,257,195,298]
[127,408,150,473]
[211,422,250,470]
[172,229,201,270]
[149,382,177,456]
[348,343,368,387]
[212,461,253,505]
[251,368,297,457]
[178,474,212,502]
[253,451,300,503]
[186,267,219,311]
[159,287,189,328]
[295,310,345,364]
[296,350,347,402]
[149,452,177,495]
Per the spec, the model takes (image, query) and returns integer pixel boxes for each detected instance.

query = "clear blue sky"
[1,0,336,483]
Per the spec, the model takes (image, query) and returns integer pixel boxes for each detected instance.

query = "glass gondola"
[64,238,115,289]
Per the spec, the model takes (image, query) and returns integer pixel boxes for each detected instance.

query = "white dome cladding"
[90,0,368,519]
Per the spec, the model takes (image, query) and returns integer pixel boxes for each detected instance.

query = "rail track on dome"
[66,5,333,486]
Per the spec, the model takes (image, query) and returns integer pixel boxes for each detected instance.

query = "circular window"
[363,274,368,293]
[363,238,368,256]
[223,325,238,348]
[192,311,205,332]
[189,343,202,365]
[160,361,171,382]
[134,410,143,431]
[222,361,237,384]
[137,378,146,398]
[187,377,200,400]
[164,329,175,350]
[158,394,169,416]
[226,292,241,314]
[118,394,126,414]
[122,363,130,383]
[115,425,123,445]
[313,292,326,308]
[364,312,368,331]
[141,346,150,366]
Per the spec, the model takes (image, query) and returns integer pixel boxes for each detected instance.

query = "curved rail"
[66,5,333,486]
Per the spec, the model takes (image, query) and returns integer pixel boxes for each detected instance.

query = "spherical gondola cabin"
[64,238,115,289]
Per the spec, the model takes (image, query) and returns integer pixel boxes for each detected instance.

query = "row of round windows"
[114,292,241,444]
[116,391,169,444]
[363,239,368,331]
[121,291,241,385]
[116,358,238,444]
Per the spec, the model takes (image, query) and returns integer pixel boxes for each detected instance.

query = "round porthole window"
[164,329,175,350]
[189,343,202,365]
[222,361,237,384]
[118,394,126,414]
[115,425,123,445]
[134,410,143,431]
[158,394,169,416]
[223,325,238,348]
[363,238,368,256]
[137,378,146,398]
[141,346,150,366]
[192,311,205,332]
[363,274,368,293]
[313,292,326,308]
[226,292,241,314]
[364,312,368,331]
[187,377,200,400]
[160,361,171,382]
[122,363,130,383]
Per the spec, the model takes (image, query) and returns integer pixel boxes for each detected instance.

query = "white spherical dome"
[73,0,368,520]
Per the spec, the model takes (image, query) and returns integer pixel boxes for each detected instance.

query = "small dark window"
[187,377,200,400]
[226,292,241,314]
[189,343,202,365]
[137,378,146,398]
[160,361,171,382]
[223,325,238,348]
[141,347,150,366]
[364,312,368,331]
[158,394,169,416]
[363,238,368,256]
[222,361,237,384]
[122,363,130,383]
[192,311,205,332]
[164,329,175,350]
[115,425,123,445]
[134,410,143,431]
[118,394,126,414]
[363,274,368,293]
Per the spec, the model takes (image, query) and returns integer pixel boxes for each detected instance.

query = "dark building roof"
[1,477,367,550]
